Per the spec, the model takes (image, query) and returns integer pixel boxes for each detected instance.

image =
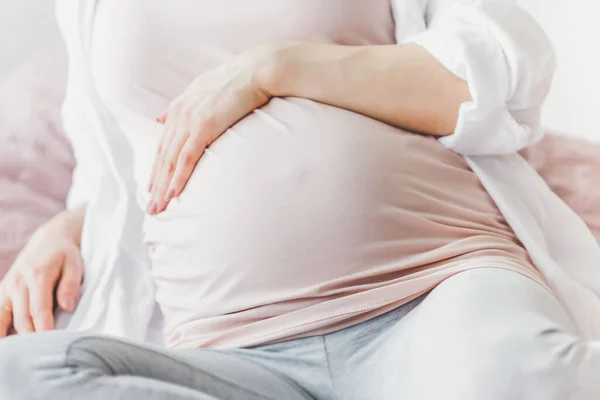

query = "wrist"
[254,43,357,101]
[253,43,301,98]
[54,205,86,246]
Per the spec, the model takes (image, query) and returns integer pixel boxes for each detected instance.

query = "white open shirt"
[54,0,600,345]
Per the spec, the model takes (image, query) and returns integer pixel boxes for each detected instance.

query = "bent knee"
[0,334,31,382]
[405,268,583,399]
[466,331,576,400]
[0,332,109,399]
[404,323,579,400]
[0,333,67,398]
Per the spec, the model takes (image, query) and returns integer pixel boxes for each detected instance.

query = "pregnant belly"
[143,98,514,333]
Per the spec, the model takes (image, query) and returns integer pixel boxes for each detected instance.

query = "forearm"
[262,43,472,136]
[54,205,87,246]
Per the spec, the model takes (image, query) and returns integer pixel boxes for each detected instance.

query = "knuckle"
[165,159,176,174]
[196,117,214,133]
[65,245,82,262]
[189,129,203,141]
[30,265,48,284]
[181,151,195,165]
[61,275,80,289]
[12,273,25,288]
[170,99,184,113]
[158,156,169,170]
[62,268,82,285]
[164,145,179,160]
[174,170,189,185]
[32,307,51,319]
[30,307,43,319]
[190,130,209,148]
[180,108,193,121]
[61,278,79,291]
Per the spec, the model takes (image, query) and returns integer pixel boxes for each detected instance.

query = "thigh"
[366,268,598,400]
[0,331,313,400]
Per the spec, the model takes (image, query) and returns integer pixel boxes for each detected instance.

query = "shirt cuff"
[403,1,556,156]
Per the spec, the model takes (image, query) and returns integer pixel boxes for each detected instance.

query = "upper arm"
[401,0,556,155]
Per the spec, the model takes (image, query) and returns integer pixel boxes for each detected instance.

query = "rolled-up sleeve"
[402,0,556,155]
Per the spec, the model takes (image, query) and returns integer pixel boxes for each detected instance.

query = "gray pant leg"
[0,331,313,400]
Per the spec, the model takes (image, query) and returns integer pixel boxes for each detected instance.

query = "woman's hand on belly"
[148,46,281,215]
[148,41,471,215]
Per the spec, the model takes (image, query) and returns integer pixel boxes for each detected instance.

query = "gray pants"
[0,269,587,400]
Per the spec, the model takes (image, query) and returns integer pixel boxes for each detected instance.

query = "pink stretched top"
[90,0,545,348]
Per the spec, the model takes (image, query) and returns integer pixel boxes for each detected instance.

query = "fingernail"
[62,296,75,311]
[147,201,156,215]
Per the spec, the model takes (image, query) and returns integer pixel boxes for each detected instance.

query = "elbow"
[432,77,472,137]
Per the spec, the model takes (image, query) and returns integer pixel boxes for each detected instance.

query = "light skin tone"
[148,42,471,214]
[0,205,86,337]
[0,42,471,336]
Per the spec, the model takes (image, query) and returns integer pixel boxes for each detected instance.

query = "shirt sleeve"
[402,0,556,155]
[61,73,100,210]
[56,0,103,210]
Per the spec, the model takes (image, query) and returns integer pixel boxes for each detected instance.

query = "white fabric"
[403,0,600,340]
[54,0,600,351]
[54,1,161,343]
[392,268,600,399]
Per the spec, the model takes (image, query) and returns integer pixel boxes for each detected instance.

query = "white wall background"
[518,0,600,142]
[0,0,58,78]
[0,0,598,142]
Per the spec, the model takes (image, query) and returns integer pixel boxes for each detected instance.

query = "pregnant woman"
[0,0,598,399]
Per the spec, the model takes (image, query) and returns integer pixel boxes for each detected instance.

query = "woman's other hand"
[0,206,86,337]
[148,45,281,215]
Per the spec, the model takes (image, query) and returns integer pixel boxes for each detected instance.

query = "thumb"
[56,248,84,312]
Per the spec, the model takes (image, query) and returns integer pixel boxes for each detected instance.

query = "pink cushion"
[0,43,74,277]
[0,44,598,278]
[521,133,600,244]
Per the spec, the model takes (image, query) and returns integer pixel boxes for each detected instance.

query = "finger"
[162,125,196,202]
[154,124,190,213]
[148,110,170,192]
[151,153,173,214]
[148,140,164,194]
[166,132,208,199]
[148,118,173,197]
[150,107,180,212]
[0,298,13,338]
[27,263,60,332]
[152,148,179,214]
[148,144,161,193]
[10,284,34,334]
[56,248,84,313]
[150,104,179,195]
